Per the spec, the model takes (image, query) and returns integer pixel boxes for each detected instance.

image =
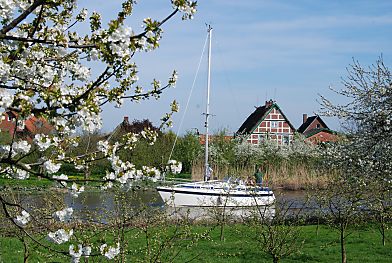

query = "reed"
[191,159,331,190]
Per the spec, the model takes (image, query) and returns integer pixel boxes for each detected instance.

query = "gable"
[237,105,269,135]
[237,103,295,135]
[240,104,295,145]
[298,115,329,134]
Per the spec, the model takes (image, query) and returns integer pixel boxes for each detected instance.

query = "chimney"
[265,99,274,108]
[123,116,129,124]
[302,114,308,124]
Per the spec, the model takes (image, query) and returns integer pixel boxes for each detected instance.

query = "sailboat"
[157,26,275,207]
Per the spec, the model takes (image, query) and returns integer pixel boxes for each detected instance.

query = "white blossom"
[0,145,11,158]
[75,165,84,170]
[76,8,88,21]
[101,181,113,190]
[172,0,197,20]
[70,183,84,198]
[100,243,120,260]
[76,108,102,133]
[0,89,13,109]
[43,160,61,174]
[97,140,110,155]
[0,0,15,20]
[11,168,29,180]
[53,207,73,222]
[69,244,83,263]
[53,174,68,186]
[106,26,134,58]
[69,244,91,263]
[34,134,52,151]
[47,229,73,244]
[14,210,30,227]
[142,166,161,182]
[167,160,182,174]
[13,140,31,154]
[88,49,99,61]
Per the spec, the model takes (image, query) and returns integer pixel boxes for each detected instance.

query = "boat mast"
[204,25,212,181]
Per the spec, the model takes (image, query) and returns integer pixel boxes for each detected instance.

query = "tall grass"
[191,159,331,190]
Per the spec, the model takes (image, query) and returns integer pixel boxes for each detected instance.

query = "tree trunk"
[380,215,386,246]
[23,237,29,263]
[273,255,280,263]
[382,224,386,246]
[340,226,346,263]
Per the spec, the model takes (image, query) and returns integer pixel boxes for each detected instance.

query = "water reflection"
[165,206,276,222]
[12,188,310,223]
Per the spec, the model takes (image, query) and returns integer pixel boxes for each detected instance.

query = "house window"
[283,135,290,145]
[8,115,12,121]
[271,121,278,128]
[35,120,43,128]
[258,134,265,144]
[316,124,321,128]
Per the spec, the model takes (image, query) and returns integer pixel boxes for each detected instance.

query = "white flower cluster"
[0,89,13,109]
[100,243,120,260]
[8,167,29,180]
[172,0,197,20]
[106,154,137,185]
[76,108,102,133]
[140,128,157,145]
[47,229,73,244]
[66,62,90,81]
[14,210,30,227]
[167,160,182,174]
[12,140,31,155]
[53,207,73,222]
[0,0,15,20]
[76,8,88,22]
[43,160,61,174]
[106,26,134,58]
[0,141,31,158]
[53,174,68,186]
[70,183,85,198]
[34,134,52,151]
[123,133,138,150]
[142,166,161,182]
[69,244,91,263]
[97,140,110,155]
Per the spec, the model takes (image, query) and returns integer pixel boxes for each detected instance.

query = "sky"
[82,0,392,135]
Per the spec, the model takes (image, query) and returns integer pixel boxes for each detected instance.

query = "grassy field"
[1,224,391,262]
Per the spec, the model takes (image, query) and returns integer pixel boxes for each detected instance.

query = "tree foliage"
[0,0,196,261]
[318,58,392,261]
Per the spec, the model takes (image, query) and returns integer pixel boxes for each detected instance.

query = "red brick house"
[297,114,338,144]
[236,100,295,145]
[0,111,54,141]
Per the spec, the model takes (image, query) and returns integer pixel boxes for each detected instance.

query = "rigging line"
[167,32,209,163]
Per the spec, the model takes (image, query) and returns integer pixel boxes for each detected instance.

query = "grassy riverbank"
[1,224,390,262]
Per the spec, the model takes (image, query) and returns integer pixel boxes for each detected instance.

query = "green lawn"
[1,224,391,262]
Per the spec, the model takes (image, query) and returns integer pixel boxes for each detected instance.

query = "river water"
[12,188,312,223]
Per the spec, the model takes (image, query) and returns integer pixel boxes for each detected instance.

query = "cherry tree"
[320,58,392,194]
[0,0,195,261]
[318,58,392,261]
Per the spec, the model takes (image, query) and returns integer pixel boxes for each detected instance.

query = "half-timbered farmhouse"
[236,100,295,145]
[298,114,338,143]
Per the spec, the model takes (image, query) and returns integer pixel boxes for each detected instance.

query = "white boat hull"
[157,182,275,207]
